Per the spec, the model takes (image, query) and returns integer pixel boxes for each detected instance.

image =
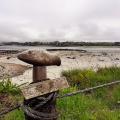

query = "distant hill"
[1,41,120,47]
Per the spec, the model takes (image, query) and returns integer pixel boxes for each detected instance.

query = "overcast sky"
[0,0,120,42]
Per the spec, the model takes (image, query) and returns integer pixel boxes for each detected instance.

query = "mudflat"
[0,46,120,85]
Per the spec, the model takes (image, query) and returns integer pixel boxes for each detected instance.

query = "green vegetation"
[0,67,120,120]
[57,86,120,120]
[62,67,120,89]
[0,79,23,120]
[58,67,120,119]
[0,78,21,95]
[3,110,24,120]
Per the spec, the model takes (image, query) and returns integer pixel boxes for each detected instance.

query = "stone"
[21,77,69,100]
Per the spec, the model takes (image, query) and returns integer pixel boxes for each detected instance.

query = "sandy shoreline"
[0,47,120,85]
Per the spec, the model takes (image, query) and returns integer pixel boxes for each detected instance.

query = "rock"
[102,52,108,56]
[66,56,76,59]
[0,63,29,78]
[98,59,104,62]
[115,58,119,60]
[6,56,11,59]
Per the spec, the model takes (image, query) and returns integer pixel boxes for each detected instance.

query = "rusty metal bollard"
[17,50,69,120]
[18,50,61,82]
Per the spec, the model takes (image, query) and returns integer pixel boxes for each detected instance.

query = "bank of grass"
[58,67,120,120]
[61,67,120,89]
[0,67,120,120]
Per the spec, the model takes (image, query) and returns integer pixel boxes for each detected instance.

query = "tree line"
[1,41,120,47]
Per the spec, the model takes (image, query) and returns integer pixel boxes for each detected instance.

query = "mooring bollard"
[18,50,61,82]
[17,50,69,120]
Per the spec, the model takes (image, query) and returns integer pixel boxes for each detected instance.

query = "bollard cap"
[17,50,61,66]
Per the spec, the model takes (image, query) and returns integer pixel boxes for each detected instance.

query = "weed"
[0,78,21,95]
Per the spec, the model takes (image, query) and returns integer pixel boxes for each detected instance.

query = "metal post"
[33,66,47,82]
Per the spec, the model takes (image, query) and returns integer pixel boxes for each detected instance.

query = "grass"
[61,67,120,89]
[57,86,120,120]
[0,79,23,120]
[0,78,21,95]
[57,67,120,120]
[2,109,24,120]
[0,67,120,120]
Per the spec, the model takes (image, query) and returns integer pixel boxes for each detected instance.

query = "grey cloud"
[0,0,120,42]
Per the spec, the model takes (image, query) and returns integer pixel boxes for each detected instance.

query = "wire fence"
[0,79,120,117]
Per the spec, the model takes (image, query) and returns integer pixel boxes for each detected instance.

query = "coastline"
[0,46,120,85]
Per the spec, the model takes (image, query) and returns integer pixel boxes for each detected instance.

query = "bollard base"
[23,92,58,120]
[33,66,47,82]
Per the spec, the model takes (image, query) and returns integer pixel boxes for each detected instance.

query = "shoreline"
[0,46,120,85]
